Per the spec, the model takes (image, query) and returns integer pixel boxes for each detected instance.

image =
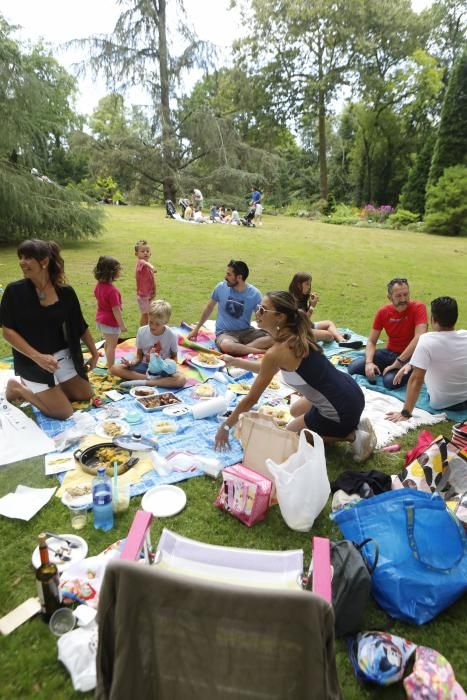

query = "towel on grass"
[351,372,467,422]
[360,387,447,448]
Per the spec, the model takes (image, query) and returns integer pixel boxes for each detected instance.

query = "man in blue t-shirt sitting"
[187,260,273,355]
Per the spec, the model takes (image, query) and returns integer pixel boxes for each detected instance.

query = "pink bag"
[215,463,272,527]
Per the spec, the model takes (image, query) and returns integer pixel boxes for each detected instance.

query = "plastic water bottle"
[92,467,113,531]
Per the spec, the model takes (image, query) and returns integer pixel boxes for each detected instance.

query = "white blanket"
[361,387,447,448]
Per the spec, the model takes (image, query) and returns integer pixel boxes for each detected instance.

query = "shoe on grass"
[352,417,377,462]
[338,340,363,349]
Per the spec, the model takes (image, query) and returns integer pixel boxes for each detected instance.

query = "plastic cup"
[49,607,76,636]
[68,504,88,530]
[113,483,130,514]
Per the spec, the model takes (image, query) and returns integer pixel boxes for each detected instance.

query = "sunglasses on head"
[256,304,276,316]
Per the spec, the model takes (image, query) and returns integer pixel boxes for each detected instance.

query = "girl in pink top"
[94,256,127,370]
[134,240,156,325]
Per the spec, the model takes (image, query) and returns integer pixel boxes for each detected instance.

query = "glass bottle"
[35,533,61,622]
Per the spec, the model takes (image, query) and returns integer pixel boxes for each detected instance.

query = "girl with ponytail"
[215,291,376,463]
[288,271,350,344]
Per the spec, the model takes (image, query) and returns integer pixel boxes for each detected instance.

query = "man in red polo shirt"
[348,277,427,390]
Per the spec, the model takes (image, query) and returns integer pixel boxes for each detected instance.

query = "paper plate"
[95,419,129,439]
[32,534,88,573]
[191,385,217,400]
[229,382,251,395]
[61,488,93,509]
[129,386,156,399]
[153,420,177,434]
[191,354,225,369]
[162,404,191,417]
[141,485,187,517]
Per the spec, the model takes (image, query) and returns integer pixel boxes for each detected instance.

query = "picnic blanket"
[360,387,447,448]
[114,336,201,386]
[40,381,245,500]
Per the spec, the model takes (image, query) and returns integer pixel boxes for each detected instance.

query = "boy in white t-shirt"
[110,300,186,388]
[386,296,467,421]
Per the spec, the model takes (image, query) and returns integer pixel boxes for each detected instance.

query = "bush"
[323,203,360,225]
[424,165,467,236]
[280,199,312,217]
[388,209,420,229]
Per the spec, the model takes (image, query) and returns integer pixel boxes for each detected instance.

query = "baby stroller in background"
[179,198,191,217]
[241,205,256,227]
[165,200,177,218]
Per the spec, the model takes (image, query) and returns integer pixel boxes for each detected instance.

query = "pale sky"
[2,0,432,116]
[1,0,241,114]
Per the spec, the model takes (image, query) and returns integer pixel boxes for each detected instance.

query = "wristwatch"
[401,408,412,418]
[221,423,230,433]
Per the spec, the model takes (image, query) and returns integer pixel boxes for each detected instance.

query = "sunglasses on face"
[256,304,276,316]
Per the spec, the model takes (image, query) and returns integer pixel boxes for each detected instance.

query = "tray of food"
[135,392,182,412]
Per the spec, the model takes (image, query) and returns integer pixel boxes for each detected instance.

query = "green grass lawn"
[0,208,466,699]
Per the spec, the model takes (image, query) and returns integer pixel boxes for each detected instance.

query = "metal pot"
[73,442,138,477]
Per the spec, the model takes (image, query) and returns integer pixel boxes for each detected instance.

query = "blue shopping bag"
[331,490,467,624]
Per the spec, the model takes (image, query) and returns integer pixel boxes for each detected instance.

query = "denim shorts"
[129,361,170,378]
[96,322,120,335]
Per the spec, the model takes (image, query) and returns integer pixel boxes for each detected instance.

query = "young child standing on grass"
[135,239,157,325]
[110,299,186,389]
[94,256,127,370]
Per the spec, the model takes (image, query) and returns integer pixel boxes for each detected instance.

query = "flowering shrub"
[361,204,395,223]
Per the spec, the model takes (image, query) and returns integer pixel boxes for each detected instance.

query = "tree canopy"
[0,16,103,242]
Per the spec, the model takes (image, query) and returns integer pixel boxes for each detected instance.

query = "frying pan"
[73,442,139,476]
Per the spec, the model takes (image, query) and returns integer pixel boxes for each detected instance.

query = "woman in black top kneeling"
[0,239,99,419]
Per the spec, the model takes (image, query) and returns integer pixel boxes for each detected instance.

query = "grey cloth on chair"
[96,560,342,700]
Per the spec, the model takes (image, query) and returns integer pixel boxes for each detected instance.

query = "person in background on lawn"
[348,277,427,389]
[288,272,351,344]
[231,208,240,225]
[135,239,156,326]
[110,299,186,388]
[215,290,376,462]
[94,256,127,371]
[250,186,261,206]
[0,239,98,419]
[254,201,263,226]
[192,188,203,210]
[387,296,467,421]
[187,259,274,356]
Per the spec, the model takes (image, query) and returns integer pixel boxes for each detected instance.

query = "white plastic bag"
[266,429,330,532]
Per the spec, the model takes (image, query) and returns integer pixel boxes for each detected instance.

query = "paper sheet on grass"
[361,387,447,448]
[0,484,56,520]
[155,529,303,590]
[0,397,55,466]
[45,451,76,475]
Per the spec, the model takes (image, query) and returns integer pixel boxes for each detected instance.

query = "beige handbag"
[235,411,299,503]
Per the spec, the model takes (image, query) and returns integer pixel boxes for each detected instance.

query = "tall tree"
[78,0,212,202]
[0,16,102,241]
[423,0,467,70]
[233,0,358,199]
[428,48,467,185]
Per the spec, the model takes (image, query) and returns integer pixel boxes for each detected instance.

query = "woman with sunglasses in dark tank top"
[214,290,376,462]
